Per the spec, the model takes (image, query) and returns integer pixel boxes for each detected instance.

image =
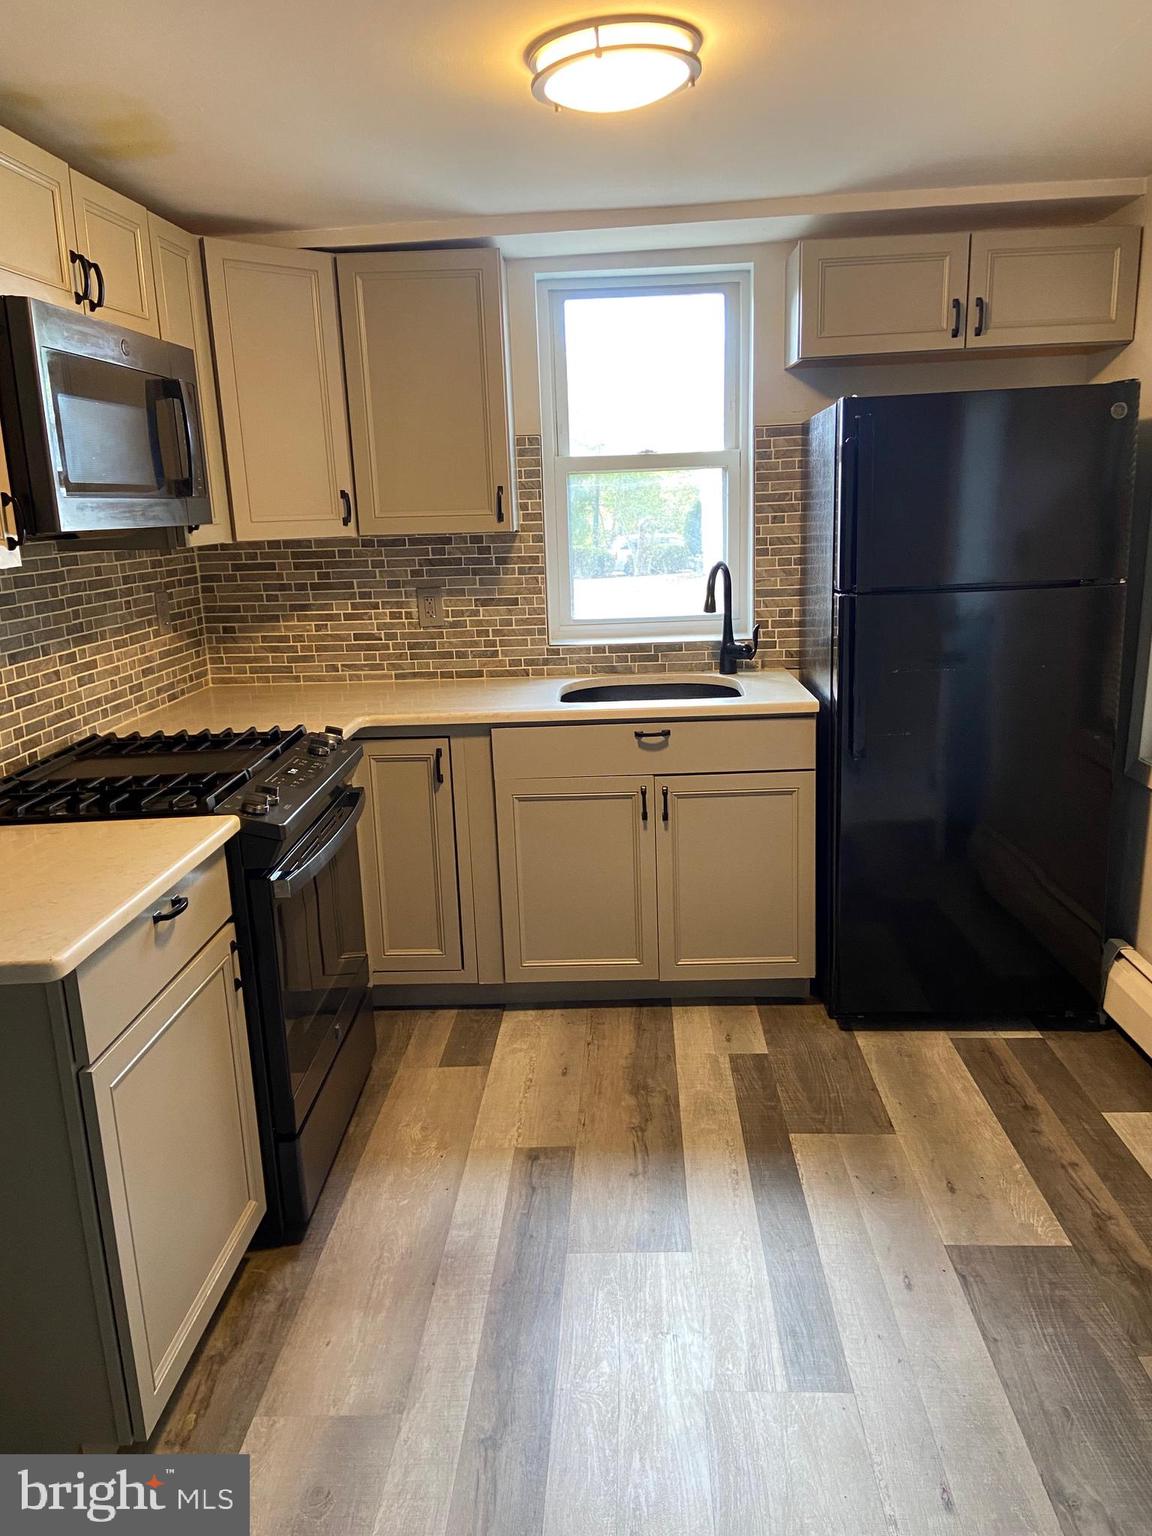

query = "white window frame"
[536,267,753,646]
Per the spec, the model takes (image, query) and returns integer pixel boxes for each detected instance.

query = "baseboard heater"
[1103,940,1152,1058]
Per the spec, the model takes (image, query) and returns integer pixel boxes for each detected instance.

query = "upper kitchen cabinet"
[69,172,159,336]
[787,232,971,362]
[149,215,232,542]
[787,225,1141,363]
[338,248,514,535]
[966,225,1142,349]
[0,123,79,305]
[204,240,356,541]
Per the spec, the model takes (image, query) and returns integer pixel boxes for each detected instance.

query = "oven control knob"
[257,783,281,805]
[308,740,334,757]
[242,795,272,816]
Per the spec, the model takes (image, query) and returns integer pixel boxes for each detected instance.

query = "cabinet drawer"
[69,848,232,1064]
[492,717,815,781]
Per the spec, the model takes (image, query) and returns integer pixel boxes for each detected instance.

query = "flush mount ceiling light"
[525,15,703,114]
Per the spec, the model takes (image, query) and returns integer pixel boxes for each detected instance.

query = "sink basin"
[560,679,743,703]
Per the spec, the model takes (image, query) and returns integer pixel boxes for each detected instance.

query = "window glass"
[563,291,727,455]
[567,467,726,620]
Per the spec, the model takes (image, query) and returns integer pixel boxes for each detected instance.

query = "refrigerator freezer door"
[840,383,1137,593]
[832,584,1124,1019]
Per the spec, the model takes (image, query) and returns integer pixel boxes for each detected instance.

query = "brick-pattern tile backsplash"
[0,426,807,773]
[198,426,808,682]
[0,542,207,775]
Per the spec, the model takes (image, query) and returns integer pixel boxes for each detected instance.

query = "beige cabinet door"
[149,214,232,543]
[204,239,356,540]
[787,232,970,362]
[80,926,265,1437]
[69,171,159,336]
[966,225,1141,349]
[497,775,659,982]
[0,123,79,304]
[359,739,466,975]
[656,772,815,981]
[338,248,513,535]
[0,413,22,571]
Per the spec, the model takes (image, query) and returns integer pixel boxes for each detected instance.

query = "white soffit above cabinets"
[0,0,1149,238]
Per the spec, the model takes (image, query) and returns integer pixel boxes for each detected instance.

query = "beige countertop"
[0,817,240,984]
[125,670,818,736]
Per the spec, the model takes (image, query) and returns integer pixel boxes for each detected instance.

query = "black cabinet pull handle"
[88,261,105,312]
[640,784,648,824]
[434,746,444,785]
[634,729,671,743]
[950,297,962,339]
[973,296,986,338]
[69,250,91,306]
[495,484,505,523]
[1,491,25,551]
[153,894,189,924]
[339,489,353,526]
[661,785,669,823]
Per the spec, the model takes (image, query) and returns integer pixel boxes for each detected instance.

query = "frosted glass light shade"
[526,16,703,113]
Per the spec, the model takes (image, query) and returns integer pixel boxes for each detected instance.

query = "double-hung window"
[537,269,753,645]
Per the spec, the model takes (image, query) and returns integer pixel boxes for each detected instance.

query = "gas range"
[0,725,361,852]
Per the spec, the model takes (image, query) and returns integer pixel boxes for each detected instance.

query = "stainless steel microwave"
[0,297,211,537]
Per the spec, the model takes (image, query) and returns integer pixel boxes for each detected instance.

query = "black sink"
[561,680,742,703]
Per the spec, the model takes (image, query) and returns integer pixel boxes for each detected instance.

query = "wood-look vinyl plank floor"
[706,1390,890,1536]
[956,1037,1152,1352]
[730,1052,852,1391]
[1007,1039,1152,1244]
[758,1002,893,1133]
[831,1133,1064,1536]
[857,1030,1068,1246]
[1106,1111,1152,1177]
[951,1244,1152,1536]
[161,1010,1152,1536]
[1041,1028,1152,1113]
[672,1006,784,1390]
[446,1145,574,1536]
[568,1005,690,1253]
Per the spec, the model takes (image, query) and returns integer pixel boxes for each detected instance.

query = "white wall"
[505,240,1091,433]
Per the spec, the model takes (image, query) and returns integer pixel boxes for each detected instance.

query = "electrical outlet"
[416,587,445,626]
[153,588,172,627]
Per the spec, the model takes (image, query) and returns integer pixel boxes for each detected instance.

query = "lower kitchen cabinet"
[495,765,814,985]
[497,775,660,983]
[81,927,263,1434]
[0,850,264,1451]
[358,738,467,976]
[656,772,814,980]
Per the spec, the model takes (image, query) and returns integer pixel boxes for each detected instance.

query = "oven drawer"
[491,717,816,781]
[68,848,233,1064]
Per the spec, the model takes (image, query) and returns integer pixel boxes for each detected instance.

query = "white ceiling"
[1,0,1150,235]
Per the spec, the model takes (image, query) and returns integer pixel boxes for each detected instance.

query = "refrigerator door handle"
[844,614,865,761]
[841,409,872,593]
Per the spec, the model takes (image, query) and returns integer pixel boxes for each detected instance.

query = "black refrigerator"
[802,381,1140,1024]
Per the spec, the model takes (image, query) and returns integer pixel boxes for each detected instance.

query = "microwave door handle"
[157,377,197,495]
[143,376,170,491]
[270,788,365,900]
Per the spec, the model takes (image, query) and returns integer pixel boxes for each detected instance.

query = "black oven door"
[253,786,369,1134]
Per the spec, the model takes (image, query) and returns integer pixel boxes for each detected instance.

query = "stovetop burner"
[0,726,309,822]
